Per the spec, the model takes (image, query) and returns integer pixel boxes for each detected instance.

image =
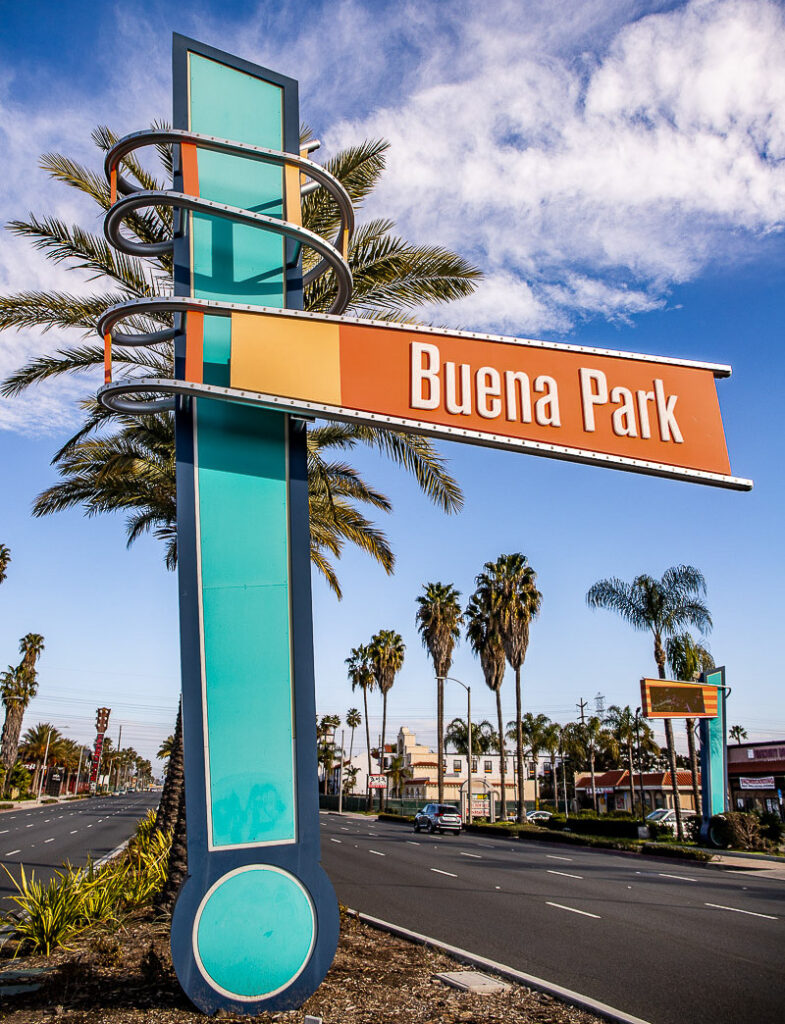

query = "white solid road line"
[705,902,778,920]
[547,869,584,879]
[369,850,385,857]
[659,873,696,882]
[430,868,457,877]
[546,854,573,862]
[460,852,482,859]
[546,902,601,919]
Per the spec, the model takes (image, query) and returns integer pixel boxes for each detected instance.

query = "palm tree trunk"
[156,702,183,835]
[656,649,684,841]
[437,676,444,804]
[686,718,701,817]
[380,693,388,812]
[663,718,684,840]
[495,689,507,821]
[156,774,186,915]
[1,704,24,796]
[589,751,597,812]
[515,665,525,823]
[627,741,636,815]
[363,688,372,812]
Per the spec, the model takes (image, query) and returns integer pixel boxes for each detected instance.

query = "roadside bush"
[4,863,87,954]
[647,822,674,842]
[709,812,767,851]
[546,813,644,839]
[758,812,784,847]
[641,843,713,862]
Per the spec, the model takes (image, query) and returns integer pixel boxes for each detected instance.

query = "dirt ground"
[0,908,604,1024]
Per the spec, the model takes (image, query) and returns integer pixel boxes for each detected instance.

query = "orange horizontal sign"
[640,679,720,719]
[190,308,749,489]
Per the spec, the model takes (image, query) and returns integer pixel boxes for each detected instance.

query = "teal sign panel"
[700,666,728,824]
[168,35,339,1015]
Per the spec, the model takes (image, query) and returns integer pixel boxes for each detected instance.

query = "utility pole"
[338,729,345,815]
[116,724,123,793]
[577,699,588,724]
[75,745,84,796]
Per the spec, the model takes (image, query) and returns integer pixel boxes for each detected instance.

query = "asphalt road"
[0,792,159,901]
[319,813,784,1024]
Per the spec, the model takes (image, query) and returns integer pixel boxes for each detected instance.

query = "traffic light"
[95,707,111,733]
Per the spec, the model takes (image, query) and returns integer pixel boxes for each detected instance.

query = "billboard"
[640,678,720,719]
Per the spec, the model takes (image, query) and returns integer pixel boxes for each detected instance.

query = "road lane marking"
[431,868,457,877]
[0,830,7,835]
[341,827,350,831]
[369,850,385,857]
[546,854,573,862]
[25,824,33,828]
[70,830,78,834]
[547,869,584,879]
[546,902,600,919]
[407,841,420,846]
[44,838,54,844]
[5,850,20,856]
[705,902,778,920]
[460,852,482,859]
[659,873,696,882]
[330,838,342,843]
[44,819,51,823]
[87,824,93,828]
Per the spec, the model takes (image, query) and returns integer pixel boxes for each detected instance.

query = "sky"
[0,0,783,773]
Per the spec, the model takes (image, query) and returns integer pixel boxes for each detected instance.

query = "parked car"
[526,810,552,822]
[414,803,462,834]
[645,808,696,833]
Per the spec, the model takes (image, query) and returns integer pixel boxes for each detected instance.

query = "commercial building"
[727,740,785,816]
[574,769,701,814]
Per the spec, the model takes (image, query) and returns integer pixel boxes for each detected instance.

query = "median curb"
[345,908,652,1024]
[94,838,130,870]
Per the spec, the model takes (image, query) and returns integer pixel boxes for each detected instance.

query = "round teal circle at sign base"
[194,866,316,1000]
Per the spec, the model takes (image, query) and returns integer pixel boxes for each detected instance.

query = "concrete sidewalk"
[709,851,785,880]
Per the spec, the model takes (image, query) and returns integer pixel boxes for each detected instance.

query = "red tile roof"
[575,770,699,789]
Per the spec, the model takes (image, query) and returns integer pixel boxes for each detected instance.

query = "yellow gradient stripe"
[230,313,342,406]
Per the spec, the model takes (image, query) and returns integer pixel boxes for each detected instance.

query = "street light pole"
[635,707,646,815]
[338,728,345,815]
[438,676,473,825]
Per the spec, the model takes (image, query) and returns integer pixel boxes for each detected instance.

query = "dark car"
[414,803,462,834]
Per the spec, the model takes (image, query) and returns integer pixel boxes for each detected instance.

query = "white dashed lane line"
[546,902,601,919]
[547,869,584,880]
[70,830,78,835]
[705,903,778,920]
[330,838,341,844]
[407,841,420,846]
[5,850,20,856]
[659,873,696,882]
[546,854,573,862]
[44,838,54,844]
[460,852,482,859]
[430,868,457,878]
[369,850,385,857]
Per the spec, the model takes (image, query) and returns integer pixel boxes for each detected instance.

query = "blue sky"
[0,0,783,770]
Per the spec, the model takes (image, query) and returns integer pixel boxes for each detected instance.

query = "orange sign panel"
[640,679,720,719]
[212,309,750,489]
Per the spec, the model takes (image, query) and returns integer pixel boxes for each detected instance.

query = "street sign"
[640,678,720,719]
[130,305,751,490]
[368,775,387,789]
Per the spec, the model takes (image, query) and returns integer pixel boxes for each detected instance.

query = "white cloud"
[329,0,785,333]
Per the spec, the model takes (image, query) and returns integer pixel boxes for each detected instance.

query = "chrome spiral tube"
[99,129,354,413]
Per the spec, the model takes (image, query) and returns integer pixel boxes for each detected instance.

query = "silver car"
[414,803,462,834]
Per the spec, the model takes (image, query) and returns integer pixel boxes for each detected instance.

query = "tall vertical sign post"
[168,37,337,1013]
[699,667,729,834]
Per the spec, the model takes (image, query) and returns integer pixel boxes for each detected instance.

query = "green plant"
[3,864,86,954]
[758,812,784,846]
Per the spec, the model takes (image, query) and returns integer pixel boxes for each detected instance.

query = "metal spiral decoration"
[98,129,354,414]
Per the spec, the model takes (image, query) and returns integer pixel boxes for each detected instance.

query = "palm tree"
[386,754,411,798]
[729,724,748,745]
[521,712,550,810]
[444,717,496,755]
[465,594,508,820]
[541,721,561,806]
[415,582,463,804]
[368,630,405,810]
[581,716,604,812]
[345,707,362,767]
[317,714,342,794]
[157,734,175,760]
[471,555,541,823]
[587,566,712,840]
[603,705,639,813]
[666,633,715,816]
[19,722,62,795]
[1,633,45,791]
[1,131,477,594]
[346,644,376,810]
[0,544,10,586]
[343,763,359,794]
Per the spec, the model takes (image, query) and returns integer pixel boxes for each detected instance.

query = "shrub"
[758,812,784,847]
[641,843,713,862]
[4,864,87,955]
[648,822,675,842]
[546,813,644,839]
[709,812,766,851]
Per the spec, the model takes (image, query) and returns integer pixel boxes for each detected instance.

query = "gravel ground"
[0,908,605,1023]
